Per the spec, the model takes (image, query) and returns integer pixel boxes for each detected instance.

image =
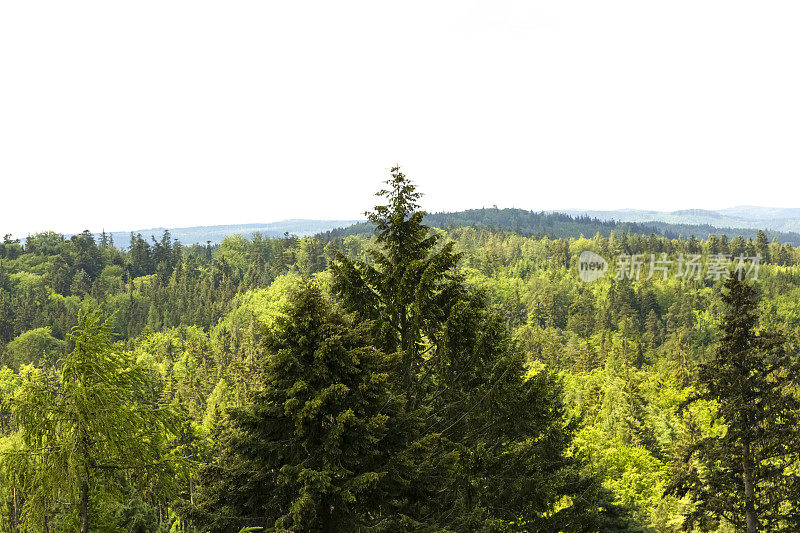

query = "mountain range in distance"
[558,206,800,234]
[94,220,360,249]
[81,206,800,248]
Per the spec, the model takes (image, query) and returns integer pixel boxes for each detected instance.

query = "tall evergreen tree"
[331,171,610,531]
[330,167,463,401]
[672,276,800,531]
[189,283,403,532]
[421,295,603,531]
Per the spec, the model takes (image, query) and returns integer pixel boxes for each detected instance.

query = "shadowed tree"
[330,166,464,402]
[331,170,615,531]
[672,276,800,532]
[189,283,404,532]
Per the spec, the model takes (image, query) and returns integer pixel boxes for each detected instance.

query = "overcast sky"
[2,1,799,236]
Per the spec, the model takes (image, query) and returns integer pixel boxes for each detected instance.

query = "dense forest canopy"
[1,171,800,531]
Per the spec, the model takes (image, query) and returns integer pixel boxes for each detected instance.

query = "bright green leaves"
[4,308,181,532]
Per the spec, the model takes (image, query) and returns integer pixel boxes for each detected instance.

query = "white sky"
[2,1,799,236]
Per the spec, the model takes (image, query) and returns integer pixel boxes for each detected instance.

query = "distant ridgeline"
[318,208,800,246]
[84,219,361,249]
[61,209,800,248]
[561,205,800,234]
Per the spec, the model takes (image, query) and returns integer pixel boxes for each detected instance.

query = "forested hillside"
[2,172,800,531]
[321,208,800,246]
[50,207,800,250]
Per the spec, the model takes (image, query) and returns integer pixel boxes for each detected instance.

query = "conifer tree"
[423,295,603,531]
[70,269,91,297]
[331,170,610,531]
[189,283,403,532]
[330,166,463,400]
[673,276,800,532]
[5,309,180,532]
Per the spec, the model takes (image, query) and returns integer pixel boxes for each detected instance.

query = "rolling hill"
[79,207,800,248]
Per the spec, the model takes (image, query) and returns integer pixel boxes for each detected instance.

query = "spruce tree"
[331,170,611,531]
[330,166,463,401]
[424,295,602,531]
[189,283,403,532]
[673,276,800,531]
[70,269,91,297]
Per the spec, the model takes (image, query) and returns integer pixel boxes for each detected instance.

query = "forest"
[2,170,800,532]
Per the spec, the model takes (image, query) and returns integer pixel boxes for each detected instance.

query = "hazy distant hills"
[559,206,800,234]
[97,220,360,249]
[86,206,800,248]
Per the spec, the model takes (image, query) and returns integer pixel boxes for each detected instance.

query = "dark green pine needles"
[672,275,800,532]
[190,283,403,532]
[190,168,624,532]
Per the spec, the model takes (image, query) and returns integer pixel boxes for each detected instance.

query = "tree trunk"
[12,486,18,533]
[79,479,89,533]
[320,498,336,533]
[742,440,758,532]
[400,312,411,395]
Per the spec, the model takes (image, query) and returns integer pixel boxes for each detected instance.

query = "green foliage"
[1,327,66,370]
[3,177,800,530]
[672,277,800,531]
[330,170,614,531]
[331,166,464,397]
[190,282,402,532]
[4,309,181,532]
